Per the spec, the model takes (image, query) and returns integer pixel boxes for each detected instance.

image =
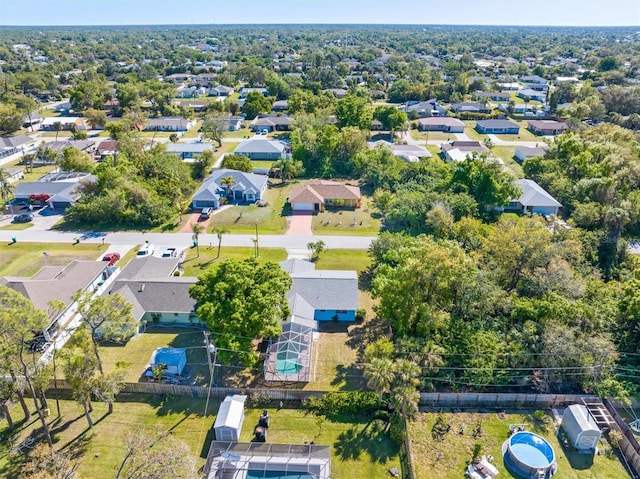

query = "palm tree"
[191,223,205,257]
[364,358,396,406]
[212,227,229,259]
[220,176,236,199]
[0,169,15,204]
[274,158,301,185]
[421,341,445,374]
[52,121,63,141]
[390,386,420,419]
[395,358,421,388]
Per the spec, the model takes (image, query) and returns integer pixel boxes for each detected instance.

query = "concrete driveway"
[286,211,313,235]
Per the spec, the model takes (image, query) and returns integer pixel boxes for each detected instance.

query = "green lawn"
[408,411,630,479]
[180,246,288,276]
[206,181,294,234]
[0,222,33,231]
[0,398,399,479]
[182,119,202,138]
[250,160,275,170]
[224,127,252,139]
[410,129,455,142]
[463,123,489,141]
[99,326,210,384]
[427,144,443,158]
[38,132,72,139]
[315,249,370,273]
[311,195,381,236]
[491,146,524,178]
[0,242,108,277]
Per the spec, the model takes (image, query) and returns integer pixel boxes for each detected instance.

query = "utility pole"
[203,331,217,387]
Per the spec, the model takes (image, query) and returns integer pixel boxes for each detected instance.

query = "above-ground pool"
[503,431,557,478]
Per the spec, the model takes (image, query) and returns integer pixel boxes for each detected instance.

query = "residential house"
[399,99,447,118]
[0,134,36,159]
[289,180,361,212]
[240,87,269,99]
[1,260,117,342]
[475,119,520,134]
[450,102,491,114]
[417,117,465,133]
[234,139,287,160]
[441,141,489,162]
[164,73,193,84]
[249,115,294,132]
[105,256,199,329]
[1,166,24,183]
[506,178,562,215]
[209,84,234,97]
[13,171,95,209]
[474,91,510,102]
[23,113,44,131]
[515,146,547,162]
[176,100,208,112]
[497,82,521,90]
[41,117,88,131]
[517,88,546,102]
[38,140,97,163]
[176,86,207,98]
[280,259,359,324]
[191,168,268,209]
[221,116,244,131]
[527,120,569,136]
[272,100,288,112]
[520,75,548,85]
[144,117,195,132]
[370,119,384,131]
[324,88,348,99]
[165,142,214,160]
[96,140,117,161]
[369,140,431,162]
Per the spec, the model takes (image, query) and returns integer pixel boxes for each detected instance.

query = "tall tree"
[62,332,98,429]
[364,358,396,406]
[189,259,292,366]
[0,285,53,446]
[201,113,226,147]
[212,227,229,259]
[72,291,136,375]
[273,158,302,185]
[335,93,372,130]
[0,168,15,203]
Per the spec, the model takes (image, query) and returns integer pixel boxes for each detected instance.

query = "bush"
[389,411,406,445]
[608,429,623,449]
[355,308,367,322]
[305,391,378,417]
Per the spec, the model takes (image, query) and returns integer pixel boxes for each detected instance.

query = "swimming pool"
[275,351,302,376]
[247,471,314,479]
[503,431,557,478]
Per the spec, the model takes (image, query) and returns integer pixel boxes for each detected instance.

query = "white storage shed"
[214,395,247,442]
[561,404,601,452]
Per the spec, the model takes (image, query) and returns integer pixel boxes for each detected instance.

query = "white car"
[137,242,154,257]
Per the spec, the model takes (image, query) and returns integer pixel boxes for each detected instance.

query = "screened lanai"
[264,322,314,383]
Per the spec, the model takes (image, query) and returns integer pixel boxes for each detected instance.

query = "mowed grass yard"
[98,327,211,384]
[0,242,107,277]
[205,180,294,234]
[408,411,630,479]
[312,194,381,236]
[180,246,288,276]
[0,398,399,479]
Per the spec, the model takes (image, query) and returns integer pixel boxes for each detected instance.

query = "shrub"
[608,429,623,449]
[306,391,378,417]
[355,308,367,322]
[389,411,406,445]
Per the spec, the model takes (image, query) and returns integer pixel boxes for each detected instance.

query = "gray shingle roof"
[234,139,286,155]
[116,257,181,281]
[288,270,359,312]
[514,179,562,208]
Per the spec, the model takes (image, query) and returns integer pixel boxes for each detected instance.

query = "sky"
[0,0,639,27]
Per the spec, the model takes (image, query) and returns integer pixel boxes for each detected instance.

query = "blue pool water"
[247,471,313,479]
[509,432,555,467]
[275,352,302,376]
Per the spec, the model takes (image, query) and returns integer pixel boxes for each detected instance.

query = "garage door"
[293,203,313,211]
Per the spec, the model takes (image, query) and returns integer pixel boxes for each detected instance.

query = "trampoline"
[503,431,557,478]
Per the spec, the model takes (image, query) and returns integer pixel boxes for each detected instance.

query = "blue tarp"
[150,347,187,375]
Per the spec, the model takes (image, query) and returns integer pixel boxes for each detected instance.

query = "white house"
[191,169,268,209]
[145,117,195,132]
[507,179,562,216]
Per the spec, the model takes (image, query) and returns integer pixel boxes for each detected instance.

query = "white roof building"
[561,404,601,452]
[214,395,247,442]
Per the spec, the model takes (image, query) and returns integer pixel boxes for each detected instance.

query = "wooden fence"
[604,398,640,478]
[399,417,416,479]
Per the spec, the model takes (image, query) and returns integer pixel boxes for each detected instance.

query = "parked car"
[13,213,34,223]
[200,207,212,219]
[137,242,154,257]
[102,252,121,266]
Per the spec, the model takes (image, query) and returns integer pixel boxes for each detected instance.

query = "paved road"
[0,228,376,251]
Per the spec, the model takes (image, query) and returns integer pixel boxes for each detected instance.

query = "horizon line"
[0,22,638,28]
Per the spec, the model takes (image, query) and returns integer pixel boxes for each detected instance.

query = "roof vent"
[138,284,145,292]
